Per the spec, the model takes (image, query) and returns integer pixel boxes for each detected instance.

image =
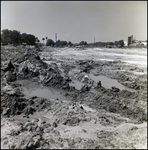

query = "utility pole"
[55,33,57,43]
[94,38,95,44]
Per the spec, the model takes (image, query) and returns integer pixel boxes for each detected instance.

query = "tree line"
[92,40,124,48]
[1,29,39,46]
[1,29,124,48]
[44,38,124,48]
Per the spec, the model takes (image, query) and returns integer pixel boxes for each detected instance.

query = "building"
[127,35,147,47]
[141,41,147,46]
[124,41,127,46]
[128,35,133,46]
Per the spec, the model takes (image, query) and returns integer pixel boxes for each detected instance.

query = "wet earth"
[1,45,147,149]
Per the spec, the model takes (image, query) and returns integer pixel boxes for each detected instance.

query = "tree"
[114,40,124,47]
[79,41,87,45]
[46,39,55,46]
[68,41,73,47]
[11,30,21,45]
[1,29,21,45]
[114,41,118,47]
[46,37,48,44]
[27,34,36,45]
[118,40,124,47]
[1,29,11,45]
[42,38,45,44]
[21,33,28,44]
[60,41,67,47]
[1,29,38,46]
[21,33,36,45]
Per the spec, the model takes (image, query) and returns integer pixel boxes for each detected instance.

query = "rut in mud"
[1,45,147,149]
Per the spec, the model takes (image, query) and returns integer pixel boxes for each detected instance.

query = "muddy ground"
[1,45,147,149]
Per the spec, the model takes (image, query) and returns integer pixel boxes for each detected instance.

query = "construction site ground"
[1,45,147,149]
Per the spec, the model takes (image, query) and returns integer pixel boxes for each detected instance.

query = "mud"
[1,45,147,149]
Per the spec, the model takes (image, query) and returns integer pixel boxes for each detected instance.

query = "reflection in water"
[16,80,67,100]
[23,88,66,100]
[89,74,136,92]
[89,74,125,90]
[69,74,135,92]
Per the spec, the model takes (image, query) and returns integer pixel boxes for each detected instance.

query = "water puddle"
[23,88,66,100]
[89,74,136,92]
[69,74,136,92]
[16,80,67,100]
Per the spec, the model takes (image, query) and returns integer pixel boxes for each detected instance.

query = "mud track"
[1,45,147,149]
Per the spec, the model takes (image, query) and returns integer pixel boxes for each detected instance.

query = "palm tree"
[42,38,45,45]
[46,37,48,45]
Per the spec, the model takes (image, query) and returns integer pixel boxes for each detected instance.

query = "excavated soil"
[1,45,147,149]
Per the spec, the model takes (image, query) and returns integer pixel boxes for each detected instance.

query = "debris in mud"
[80,84,91,92]
[77,60,95,73]
[63,117,81,126]
[5,71,17,82]
[96,81,102,88]
[3,60,15,72]
[111,86,120,92]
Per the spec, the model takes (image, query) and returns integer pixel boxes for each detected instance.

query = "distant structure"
[127,35,147,47]
[55,33,57,43]
[128,35,133,46]
[94,38,95,44]
[124,41,127,46]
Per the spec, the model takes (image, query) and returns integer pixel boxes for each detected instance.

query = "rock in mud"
[23,122,38,131]
[81,74,89,83]
[31,118,39,123]
[111,86,120,92]
[53,122,58,128]
[23,106,36,115]
[63,117,80,126]
[96,81,102,88]
[5,71,16,82]
[42,123,51,129]
[18,60,40,78]
[80,84,91,92]
[2,85,16,95]
[26,135,41,149]
[3,60,15,72]
[35,55,40,60]
[2,108,11,115]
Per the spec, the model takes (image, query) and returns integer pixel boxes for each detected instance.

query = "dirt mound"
[1,83,51,117]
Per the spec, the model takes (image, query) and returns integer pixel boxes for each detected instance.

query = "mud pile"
[1,97,147,149]
[1,46,70,89]
[1,83,50,117]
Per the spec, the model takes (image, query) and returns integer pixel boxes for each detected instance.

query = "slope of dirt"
[1,45,147,149]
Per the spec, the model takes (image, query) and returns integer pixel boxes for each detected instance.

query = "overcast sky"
[1,1,147,43]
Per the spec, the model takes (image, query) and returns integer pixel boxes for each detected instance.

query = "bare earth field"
[1,45,147,149]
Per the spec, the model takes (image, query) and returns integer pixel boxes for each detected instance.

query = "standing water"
[89,74,136,92]
[16,80,67,100]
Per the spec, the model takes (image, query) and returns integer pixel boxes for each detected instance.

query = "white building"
[141,41,147,46]
[124,41,127,46]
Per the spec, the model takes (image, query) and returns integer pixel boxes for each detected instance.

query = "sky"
[1,1,147,43]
